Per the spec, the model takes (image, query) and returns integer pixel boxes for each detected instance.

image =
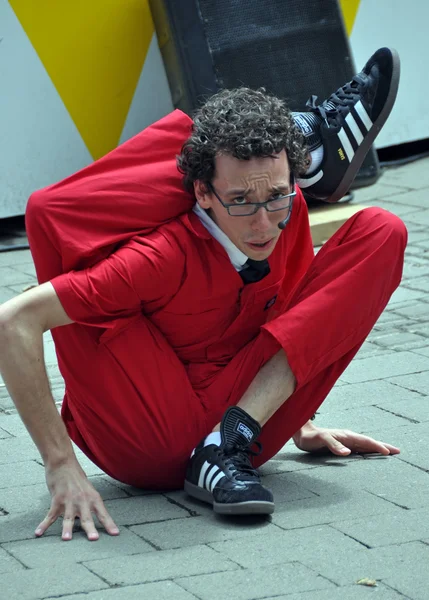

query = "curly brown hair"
[177,87,308,192]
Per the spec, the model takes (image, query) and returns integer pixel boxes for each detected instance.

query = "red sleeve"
[51,230,185,330]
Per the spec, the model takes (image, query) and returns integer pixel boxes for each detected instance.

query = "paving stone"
[403,209,429,226]
[315,404,411,432]
[10,262,37,278]
[415,239,429,251]
[58,581,199,600]
[84,545,238,585]
[0,437,39,465]
[262,583,406,600]
[131,514,280,550]
[332,507,429,546]
[298,541,429,589]
[73,446,106,477]
[0,512,64,543]
[0,546,24,574]
[390,300,429,320]
[177,563,335,600]
[102,495,190,526]
[341,352,429,384]
[370,330,428,350]
[0,287,17,304]
[363,422,429,472]
[388,371,429,395]
[321,378,424,413]
[353,181,410,203]
[0,266,35,286]
[407,229,429,244]
[352,341,392,361]
[401,257,429,280]
[271,486,403,529]
[0,427,12,439]
[0,413,30,436]
[208,525,364,570]
[380,186,429,208]
[1,564,107,600]
[413,347,429,358]
[0,250,33,267]
[0,460,45,490]
[375,396,429,425]
[286,458,429,511]
[359,199,420,217]
[401,276,429,293]
[382,157,429,189]
[387,285,426,305]
[4,527,154,568]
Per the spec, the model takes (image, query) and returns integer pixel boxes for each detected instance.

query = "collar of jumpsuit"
[193,203,271,284]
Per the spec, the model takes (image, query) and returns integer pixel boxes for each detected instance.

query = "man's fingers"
[353,434,399,455]
[62,514,76,541]
[326,435,351,456]
[94,502,120,536]
[35,509,59,537]
[79,509,100,541]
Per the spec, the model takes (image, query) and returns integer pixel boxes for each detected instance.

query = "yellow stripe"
[339,0,361,36]
[10,0,154,160]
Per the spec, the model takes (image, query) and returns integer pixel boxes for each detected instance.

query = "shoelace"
[306,72,370,127]
[221,442,262,481]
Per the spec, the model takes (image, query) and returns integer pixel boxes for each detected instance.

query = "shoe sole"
[328,48,401,203]
[184,480,275,515]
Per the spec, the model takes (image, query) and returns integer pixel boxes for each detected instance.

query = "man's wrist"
[292,419,317,444]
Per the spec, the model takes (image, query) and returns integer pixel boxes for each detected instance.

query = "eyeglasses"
[207,174,296,218]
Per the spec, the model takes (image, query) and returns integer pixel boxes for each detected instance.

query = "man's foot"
[296,47,400,202]
[184,406,274,515]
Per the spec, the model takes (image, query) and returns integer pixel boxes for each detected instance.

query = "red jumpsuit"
[26,110,407,489]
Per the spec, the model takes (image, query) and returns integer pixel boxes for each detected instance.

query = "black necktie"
[239,258,271,284]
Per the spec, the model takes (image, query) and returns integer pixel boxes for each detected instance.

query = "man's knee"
[25,189,48,233]
[357,206,407,256]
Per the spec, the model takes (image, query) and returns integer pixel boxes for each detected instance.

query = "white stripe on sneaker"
[296,170,323,188]
[207,467,221,491]
[338,127,354,163]
[345,113,364,145]
[355,101,373,131]
[198,461,211,488]
[209,471,225,492]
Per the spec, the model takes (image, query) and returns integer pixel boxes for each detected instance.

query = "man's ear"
[194,180,212,209]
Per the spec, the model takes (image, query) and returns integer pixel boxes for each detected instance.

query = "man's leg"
[185,207,407,513]
[295,47,400,202]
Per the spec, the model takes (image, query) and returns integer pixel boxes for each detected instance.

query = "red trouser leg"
[204,206,407,467]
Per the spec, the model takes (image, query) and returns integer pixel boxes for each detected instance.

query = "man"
[0,48,406,540]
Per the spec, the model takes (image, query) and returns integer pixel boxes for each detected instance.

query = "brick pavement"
[0,158,428,599]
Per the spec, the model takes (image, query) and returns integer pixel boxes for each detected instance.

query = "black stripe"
[342,120,359,152]
[351,106,368,137]
[207,468,222,491]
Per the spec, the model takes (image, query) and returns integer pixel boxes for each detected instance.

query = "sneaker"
[297,47,400,202]
[184,406,274,515]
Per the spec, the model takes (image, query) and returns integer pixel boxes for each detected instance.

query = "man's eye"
[270,193,286,201]
[232,197,248,205]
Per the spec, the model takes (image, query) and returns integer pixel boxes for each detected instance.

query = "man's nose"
[251,207,272,230]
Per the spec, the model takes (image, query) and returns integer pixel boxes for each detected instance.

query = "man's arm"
[0,283,119,540]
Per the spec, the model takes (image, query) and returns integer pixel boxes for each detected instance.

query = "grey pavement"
[0,158,429,599]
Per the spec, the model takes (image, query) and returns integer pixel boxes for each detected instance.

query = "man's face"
[194,150,292,260]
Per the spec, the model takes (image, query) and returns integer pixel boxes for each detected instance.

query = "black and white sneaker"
[184,406,274,515]
[297,47,400,202]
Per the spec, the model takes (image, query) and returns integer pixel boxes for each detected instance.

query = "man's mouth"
[246,239,274,250]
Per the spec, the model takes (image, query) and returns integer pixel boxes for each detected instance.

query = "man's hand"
[35,460,120,541]
[293,424,400,456]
